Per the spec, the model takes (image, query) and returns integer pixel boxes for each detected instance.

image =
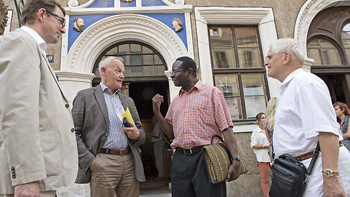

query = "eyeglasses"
[170,69,184,75]
[47,10,66,28]
[264,52,286,62]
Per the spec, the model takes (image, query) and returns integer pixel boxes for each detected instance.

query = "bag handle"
[211,135,225,144]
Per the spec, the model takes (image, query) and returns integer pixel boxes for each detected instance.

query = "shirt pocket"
[40,132,61,176]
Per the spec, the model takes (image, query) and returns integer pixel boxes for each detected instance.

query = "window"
[307,39,341,66]
[93,42,166,81]
[342,23,350,60]
[209,26,268,120]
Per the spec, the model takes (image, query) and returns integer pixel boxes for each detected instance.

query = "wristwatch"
[231,156,240,162]
[322,169,339,177]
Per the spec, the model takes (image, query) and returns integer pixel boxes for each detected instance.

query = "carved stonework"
[0,0,8,35]
[66,14,187,73]
[294,0,346,53]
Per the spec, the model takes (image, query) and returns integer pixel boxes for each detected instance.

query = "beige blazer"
[0,28,78,194]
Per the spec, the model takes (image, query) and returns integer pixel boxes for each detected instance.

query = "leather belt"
[295,151,314,161]
[295,142,343,161]
[176,146,203,155]
[99,148,130,156]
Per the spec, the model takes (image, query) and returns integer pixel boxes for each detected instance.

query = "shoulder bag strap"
[306,142,320,175]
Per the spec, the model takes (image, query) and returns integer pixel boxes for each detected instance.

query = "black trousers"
[171,148,226,197]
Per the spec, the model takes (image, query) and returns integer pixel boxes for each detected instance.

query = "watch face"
[324,169,332,177]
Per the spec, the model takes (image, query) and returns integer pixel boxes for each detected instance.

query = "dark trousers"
[171,148,226,197]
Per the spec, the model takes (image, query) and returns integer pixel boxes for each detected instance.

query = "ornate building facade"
[2,0,350,196]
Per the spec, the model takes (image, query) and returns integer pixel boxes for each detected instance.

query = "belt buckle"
[184,148,192,155]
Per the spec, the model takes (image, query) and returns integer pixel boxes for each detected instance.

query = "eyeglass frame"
[170,69,185,75]
[264,52,286,62]
[47,10,66,28]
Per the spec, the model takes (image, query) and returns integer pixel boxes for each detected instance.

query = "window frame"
[92,41,168,86]
[208,25,270,121]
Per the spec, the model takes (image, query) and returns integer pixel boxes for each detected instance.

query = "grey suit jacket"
[0,28,78,194]
[72,86,146,183]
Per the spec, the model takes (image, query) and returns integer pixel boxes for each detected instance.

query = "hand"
[323,177,345,197]
[152,94,164,113]
[226,160,240,182]
[14,182,39,197]
[90,159,96,170]
[124,122,140,140]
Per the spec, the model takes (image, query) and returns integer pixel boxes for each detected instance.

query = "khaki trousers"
[90,153,139,197]
[0,191,55,197]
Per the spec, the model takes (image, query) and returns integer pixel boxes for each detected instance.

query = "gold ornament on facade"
[122,0,133,2]
[0,0,8,35]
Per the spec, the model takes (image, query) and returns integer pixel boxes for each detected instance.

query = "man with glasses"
[0,0,78,197]
[152,56,241,197]
[265,38,350,196]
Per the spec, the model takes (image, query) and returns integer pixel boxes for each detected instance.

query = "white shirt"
[250,126,270,162]
[21,26,47,54]
[273,68,342,158]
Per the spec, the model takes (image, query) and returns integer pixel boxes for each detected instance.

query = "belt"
[176,146,203,155]
[99,148,130,156]
[295,142,343,161]
[295,151,314,161]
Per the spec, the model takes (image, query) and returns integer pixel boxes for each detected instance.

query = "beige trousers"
[90,153,139,197]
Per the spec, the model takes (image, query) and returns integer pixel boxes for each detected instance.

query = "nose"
[264,61,268,67]
[60,27,66,34]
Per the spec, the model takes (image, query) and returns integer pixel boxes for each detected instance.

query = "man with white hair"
[72,56,145,197]
[265,38,350,196]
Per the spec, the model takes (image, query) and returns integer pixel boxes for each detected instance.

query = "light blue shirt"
[100,83,128,149]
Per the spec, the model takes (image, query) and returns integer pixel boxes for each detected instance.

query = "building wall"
[2,0,349,196]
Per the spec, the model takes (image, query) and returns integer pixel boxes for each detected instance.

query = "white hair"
[98,56,124,72]
[270,38,305,65]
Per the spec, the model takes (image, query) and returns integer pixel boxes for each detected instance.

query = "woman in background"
[264,97,279,159]
[251,112,271,197]
[333,102,350,152]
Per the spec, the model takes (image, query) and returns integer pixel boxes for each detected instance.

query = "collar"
[99,82,120,95]
[281,68,303,87]
[21,26,47,52]
[179,80,202,97]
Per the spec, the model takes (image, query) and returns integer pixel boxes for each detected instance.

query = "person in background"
[333,102,350,152]
[152,56,240,197]
[251,112,271,197]
[265,38,350,196]
[0,0,78,196]
[151,115,166,180]
[264,97,279,159]
[72,56,145,197]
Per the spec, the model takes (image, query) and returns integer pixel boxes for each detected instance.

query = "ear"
[100,67,106,75]
[187,68,194,76]
[36,8,46,23]
[282,52,291,64]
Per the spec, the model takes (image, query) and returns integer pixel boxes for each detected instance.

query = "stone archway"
[57,13,188,102]
[294,0,350,54]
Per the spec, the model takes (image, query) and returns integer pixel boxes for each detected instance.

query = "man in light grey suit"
[0,0,78,196]
[72,57,146,197]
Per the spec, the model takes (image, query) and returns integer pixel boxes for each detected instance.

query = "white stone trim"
[63,13,189,100]
[294,0,350,54]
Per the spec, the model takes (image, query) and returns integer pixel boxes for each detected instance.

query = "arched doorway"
[93,41,171,192]
[306,7,350,104]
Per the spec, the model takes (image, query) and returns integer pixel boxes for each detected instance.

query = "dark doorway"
[317,74,346,103]
[128,81,171,194]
